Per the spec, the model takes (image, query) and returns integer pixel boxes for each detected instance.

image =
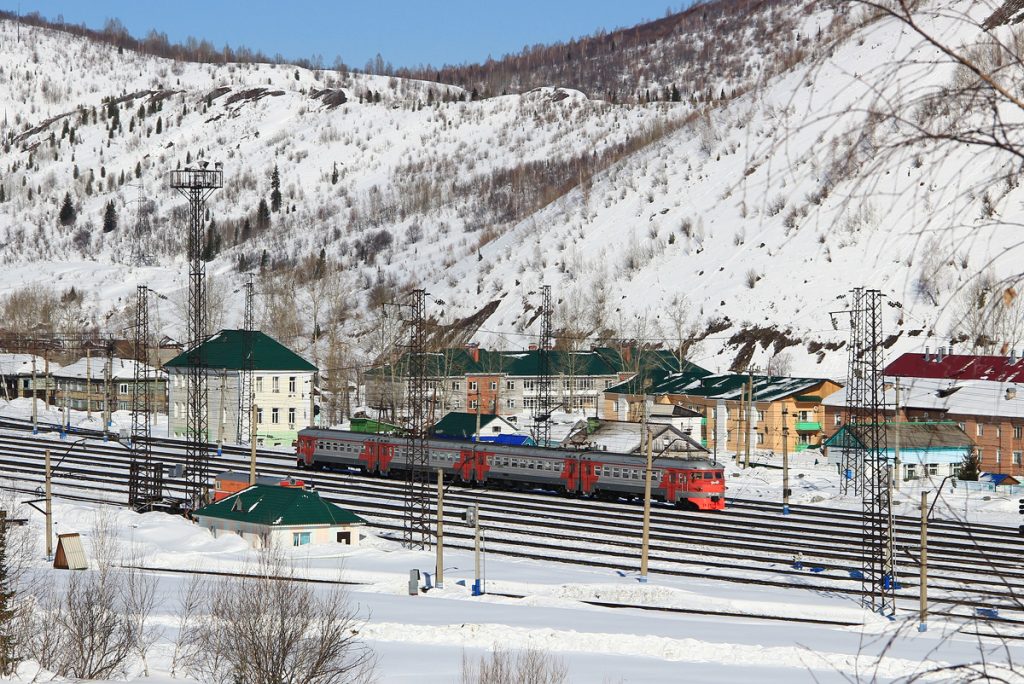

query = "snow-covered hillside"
[0,2,1018,378]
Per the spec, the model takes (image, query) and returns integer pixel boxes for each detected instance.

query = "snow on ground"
[0,484,1019,683]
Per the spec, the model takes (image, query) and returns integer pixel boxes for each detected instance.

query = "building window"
[118,383,129,394]
[906,464,917,479]
[756,432,764,445]
[272,377,280,393]
[996,425,1002,438]
[489,381,497,391]
[469,400,478,409]
[451,381,461,391]
[293,532,311,546]
[977,423,984,437]
[927,464,939,476]
[469,381,478,391]
[958,422,966,432]
[256,377,263,393]
[757,410,766,423]
[1015,425,1023,439]
[798,410,811,422]
[453,399,461,408]
[272,408,280,424]
[288,407,296,425]
[996,449,1002,464]
[506,380,515,391]
[118,401,129,411]
[289,376,296,393]
[257,408,264,424]
[523,380,535,391]
[506,399,515,409]
[834,414,842,426]
[1015,451,1023,465]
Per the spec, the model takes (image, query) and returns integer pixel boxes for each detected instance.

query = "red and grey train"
[295,428,725,510]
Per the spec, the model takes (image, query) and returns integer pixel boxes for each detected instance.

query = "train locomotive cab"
[682,466,725,510]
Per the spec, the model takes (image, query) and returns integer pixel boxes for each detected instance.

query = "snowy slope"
[0,2,1017,377]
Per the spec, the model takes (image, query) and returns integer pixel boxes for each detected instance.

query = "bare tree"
[185,554,376,684]
[460,646,568,684]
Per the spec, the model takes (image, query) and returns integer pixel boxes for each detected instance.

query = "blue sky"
[2,1,694,69]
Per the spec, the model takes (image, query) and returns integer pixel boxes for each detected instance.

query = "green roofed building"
[165,329,317,447]
[365,343,708,419]
[193,484,366,549]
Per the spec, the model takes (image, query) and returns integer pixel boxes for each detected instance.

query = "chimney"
[1011,349,1017,365]
[528,343,538,351]
[1007,387,1017,400]
[924,346,931,362]
[937,346,944,362]
[621,345,632,365]
[465,342,480,363]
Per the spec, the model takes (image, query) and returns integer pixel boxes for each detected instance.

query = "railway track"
[1,425,1022,624]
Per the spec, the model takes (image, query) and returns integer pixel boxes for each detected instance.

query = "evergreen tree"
[155,116,162,134]
[331,162,339,185]
[958,450,981,480]
[59,192,76,226]
[256,198,271,230]
[135,161,142,178]
[241,218,252,242]
[0,186,5,203]
[102,200,118,233]
[270,164,282,212]
[671,84,681,103]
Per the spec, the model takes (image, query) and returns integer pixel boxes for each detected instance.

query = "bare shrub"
[745,269,759,289]
[460,646,568,684]
[184,554,375,684]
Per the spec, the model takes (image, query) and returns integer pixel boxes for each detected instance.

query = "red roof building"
[884,350,1024,383]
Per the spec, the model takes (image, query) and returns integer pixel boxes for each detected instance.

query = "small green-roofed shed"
[193,484,366,549]
[165,329,316,371]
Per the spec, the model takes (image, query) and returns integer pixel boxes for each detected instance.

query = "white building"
[165,329,317,446]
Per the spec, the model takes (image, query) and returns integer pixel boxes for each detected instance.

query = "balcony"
[795,421,822,432]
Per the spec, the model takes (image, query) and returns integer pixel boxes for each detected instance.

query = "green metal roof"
[164,329,317,372]
[823,422,972,451]
[431,411,501,439]
[194,485,366,526]
[607,371,831,402]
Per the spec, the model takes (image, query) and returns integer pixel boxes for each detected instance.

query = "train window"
[691,472,702,480]
[612,468,620,478]
[716,471,723,479]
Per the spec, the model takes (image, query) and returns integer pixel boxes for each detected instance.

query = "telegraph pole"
[44,449,52,558]
[919,490,928,632]
[744,370,754,469]
[640,405,654,583]
[436,468,444,590]
[86,347,92,420]
[893,379,901,491]
[31,357,37,434]
[782,406,790,515]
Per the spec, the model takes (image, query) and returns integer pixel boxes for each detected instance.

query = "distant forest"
[1,0,793,103]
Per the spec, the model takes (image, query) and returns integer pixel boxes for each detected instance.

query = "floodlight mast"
[169,167,223,508]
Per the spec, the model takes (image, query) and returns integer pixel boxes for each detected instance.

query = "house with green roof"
[365,343,708,420]
[193,484,367,549]
[430,411,528,443]
[165,329,318,446]
[601,369,842,456]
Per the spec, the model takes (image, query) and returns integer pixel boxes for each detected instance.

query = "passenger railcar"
[296,428,725,510]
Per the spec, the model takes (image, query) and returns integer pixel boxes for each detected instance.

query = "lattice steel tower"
[534,285,553,448]
[860,289,895,615]
[170,166,223,507]
[238,275,256,445]
[840,287,866,496]
[129,183,153,267]
[128,285,162,509]
[403,289,431,549]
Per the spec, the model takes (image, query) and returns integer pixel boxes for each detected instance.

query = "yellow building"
[601,371,843,455]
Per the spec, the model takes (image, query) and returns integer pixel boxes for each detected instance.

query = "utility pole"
[782,406,790,515]
[86,347,92,420]
[216,369,227,455]
[734,389,744,466]
[919,490,928,632]
[31,357,37,434]
[893,379,901,491]
[469,503,483,596]
[436,468,444,590]
[249,403,258,485]
[45,449,52,558]
[102,354,112,432]
[640,405,654,583]
[744,370,754,469]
